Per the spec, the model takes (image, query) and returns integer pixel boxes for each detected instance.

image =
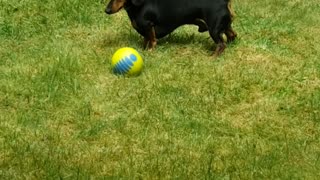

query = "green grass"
[1,0,320,179]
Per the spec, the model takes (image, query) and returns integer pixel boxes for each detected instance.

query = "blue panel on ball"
[129,54,137,62]
[113,54,136,74]
[118,60,129,73]
[114,61,126,74]
[124,56,134,66]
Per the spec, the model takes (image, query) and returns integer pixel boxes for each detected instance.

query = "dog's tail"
[227,0,235,21]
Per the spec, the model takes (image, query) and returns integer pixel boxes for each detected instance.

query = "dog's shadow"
[159,32,212,49]
[102,28,213,51]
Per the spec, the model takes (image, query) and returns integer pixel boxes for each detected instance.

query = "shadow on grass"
[101,29,213,48]
[101,27,241,56]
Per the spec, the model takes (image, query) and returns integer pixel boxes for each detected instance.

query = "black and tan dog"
[106,0,237,56]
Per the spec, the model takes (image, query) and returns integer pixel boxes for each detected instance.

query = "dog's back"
[137,0,232,37]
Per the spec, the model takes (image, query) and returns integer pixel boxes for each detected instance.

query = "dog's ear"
[131,0,144,6]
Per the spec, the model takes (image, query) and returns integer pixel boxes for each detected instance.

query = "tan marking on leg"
[213,42,226,57]
[228,1,235,21]
[143,37,149,49]
[131,20,138,29]
[112,0,126,13]
[148,27,157,51]
[225,28,237,43]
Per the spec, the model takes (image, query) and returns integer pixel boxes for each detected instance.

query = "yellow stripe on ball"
[111,47,143,76]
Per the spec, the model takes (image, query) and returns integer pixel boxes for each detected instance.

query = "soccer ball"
[111,47,144,76]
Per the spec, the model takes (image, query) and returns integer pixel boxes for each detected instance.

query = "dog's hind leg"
[225,1,237,43]
[206,14,230,57]
[225,27,237,43]
[211,33,226,57]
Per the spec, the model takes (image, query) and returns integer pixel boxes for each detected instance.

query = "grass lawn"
[1,0,319,179]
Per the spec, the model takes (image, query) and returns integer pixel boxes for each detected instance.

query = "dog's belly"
[154,26,176,38]
[131,17,206,39]
[132,24,175,39]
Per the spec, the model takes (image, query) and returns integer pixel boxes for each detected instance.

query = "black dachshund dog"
[106,0,237,56]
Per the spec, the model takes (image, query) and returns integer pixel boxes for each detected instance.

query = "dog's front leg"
[147,26,157,51]
[143,37,149,49]
[143,26,156,51]
[136,18,157,50]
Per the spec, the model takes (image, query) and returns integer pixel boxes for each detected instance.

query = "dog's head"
[105,0,144,14]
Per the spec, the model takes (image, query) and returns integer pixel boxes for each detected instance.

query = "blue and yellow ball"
[111,47,144,76]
